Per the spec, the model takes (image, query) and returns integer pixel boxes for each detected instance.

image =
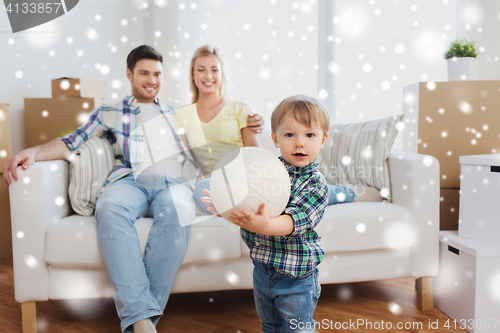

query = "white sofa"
[9,133,440,333]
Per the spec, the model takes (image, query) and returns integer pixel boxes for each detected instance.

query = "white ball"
[210,147,291,221]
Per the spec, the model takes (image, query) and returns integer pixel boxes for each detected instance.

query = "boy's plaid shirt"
[241,156,328,277]
[60,96,203,196]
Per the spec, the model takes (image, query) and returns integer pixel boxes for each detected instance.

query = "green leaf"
[443,38,479,59]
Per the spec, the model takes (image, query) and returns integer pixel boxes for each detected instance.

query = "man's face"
[126,59,162,103]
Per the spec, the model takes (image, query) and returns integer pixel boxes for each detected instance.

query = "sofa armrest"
[388,150,440,278]
[9,160,71,303]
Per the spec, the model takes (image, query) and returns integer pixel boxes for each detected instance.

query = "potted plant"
[443,38,479,81]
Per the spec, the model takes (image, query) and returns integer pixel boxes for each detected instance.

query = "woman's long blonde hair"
[189,45,227,104]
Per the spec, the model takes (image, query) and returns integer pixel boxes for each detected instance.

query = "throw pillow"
[319,115,404,202]
[68,136,115,216]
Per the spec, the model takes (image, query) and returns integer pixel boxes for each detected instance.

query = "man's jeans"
[95,173,195,332]
[252,260,321,333]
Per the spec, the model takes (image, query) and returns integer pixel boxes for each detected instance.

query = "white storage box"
[459,154,500,245]
[434,231,500,333]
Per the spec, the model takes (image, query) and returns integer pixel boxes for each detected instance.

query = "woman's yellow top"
[175,101,251,175]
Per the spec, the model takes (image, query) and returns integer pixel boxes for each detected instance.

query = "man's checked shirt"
[241,156,328,277]
[60,96,203,197]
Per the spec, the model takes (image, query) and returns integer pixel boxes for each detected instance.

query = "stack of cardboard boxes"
[0,103,13,258]
[434,154,500,332]
[24,78,107,147]
[401,81,500,230]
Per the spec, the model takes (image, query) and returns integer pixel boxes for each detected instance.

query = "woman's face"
[192,54,222,97]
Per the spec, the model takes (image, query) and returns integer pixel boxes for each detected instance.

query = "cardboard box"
[0,103,12,169]
[440,188,459,231]
[402,81,500,188]
[435,231,500,333]
[24,97,103,147]
[0,184,12,258]
[52,77,107,99]
[459,154,500,244]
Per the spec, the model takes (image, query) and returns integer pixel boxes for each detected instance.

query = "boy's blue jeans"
[95,173,195,332]
[252,260,321,333]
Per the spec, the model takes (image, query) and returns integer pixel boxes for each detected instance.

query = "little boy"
[202,95,330,332]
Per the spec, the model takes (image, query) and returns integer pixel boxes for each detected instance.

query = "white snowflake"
[395,44,405,54]
[112,80,122,89]
[388,301,402,315]
[86,28,99,41]
[100,65,110,75]
[25,255,38,269]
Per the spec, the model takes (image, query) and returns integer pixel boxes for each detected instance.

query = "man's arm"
[3,139,71,187]
[241,127,261,148]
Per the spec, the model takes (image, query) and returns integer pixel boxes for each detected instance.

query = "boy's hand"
[200,189,222,217]
[228,203,271,234]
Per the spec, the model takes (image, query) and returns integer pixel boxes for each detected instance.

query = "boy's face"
[126,59,163,103]
[271,117,328,168]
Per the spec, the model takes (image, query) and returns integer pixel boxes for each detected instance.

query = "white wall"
[3,0,499,154]
[456,0,500,80]
[172,0,319,129]
[0,0,145,154]
[332,0,457,148]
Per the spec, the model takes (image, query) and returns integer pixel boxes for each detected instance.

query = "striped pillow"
[68,136,115,216]
[319,115,404,202]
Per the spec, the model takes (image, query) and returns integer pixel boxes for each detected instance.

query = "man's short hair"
[126,45,163,72]
[271,95,330,134]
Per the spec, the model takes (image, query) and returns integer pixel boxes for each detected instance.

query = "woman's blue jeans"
[193,178,355,212]
[95,173,195,332]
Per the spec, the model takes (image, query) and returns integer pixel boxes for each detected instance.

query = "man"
[3,45,263,333]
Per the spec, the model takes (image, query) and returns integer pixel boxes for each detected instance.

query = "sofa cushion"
[319,115,403,201]
[68,136,115,216]
[46,214,241,268]
[316,202,415,253]
[240,202,415,254]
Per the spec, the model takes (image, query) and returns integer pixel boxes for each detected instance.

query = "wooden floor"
[0,256,466,333]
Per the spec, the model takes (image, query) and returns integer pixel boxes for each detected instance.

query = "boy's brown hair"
[271,95,330,134]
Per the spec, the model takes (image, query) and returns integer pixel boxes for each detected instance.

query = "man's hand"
[200,189,222,217]
[3,148,36,187]
[3,139,71,187]
[246,113,264,134]
[228,203,271,234]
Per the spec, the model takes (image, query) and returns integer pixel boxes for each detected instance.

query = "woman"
[178,45,381,213]
[175,45,261,212]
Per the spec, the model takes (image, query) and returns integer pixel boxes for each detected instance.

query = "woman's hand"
[200,189,222,217]
[246,113,264,134]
